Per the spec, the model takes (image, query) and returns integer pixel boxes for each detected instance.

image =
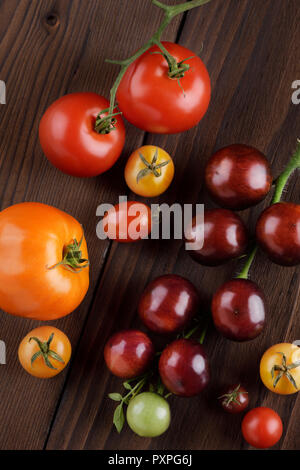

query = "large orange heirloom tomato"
[260,343,300,395]
[0,202,89,320]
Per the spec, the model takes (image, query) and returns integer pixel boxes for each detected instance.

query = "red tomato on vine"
[39,93,125,177]
[117,42,211,134]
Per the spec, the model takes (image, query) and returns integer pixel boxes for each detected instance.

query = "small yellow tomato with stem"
[260,343,300,395]
[125,145,174,197]
[18,326,71,378]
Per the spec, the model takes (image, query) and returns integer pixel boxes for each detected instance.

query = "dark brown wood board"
[0,0,299,450]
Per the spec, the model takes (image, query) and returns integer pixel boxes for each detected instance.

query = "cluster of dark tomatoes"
[104,143,300,446]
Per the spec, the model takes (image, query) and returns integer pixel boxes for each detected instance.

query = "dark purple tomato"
[159,338,210,397]
[256,202,300,266]
[211,279,266,341]
[205,144,272,210]
[185,208,248,266]
[104,330,155,378]
[219,384,249,414]
[138,275,200,334]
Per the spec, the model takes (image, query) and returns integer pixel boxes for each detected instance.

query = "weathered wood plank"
[46,0,300,450]
[0,0,182,449]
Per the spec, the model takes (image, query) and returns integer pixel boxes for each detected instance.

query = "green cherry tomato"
[126,392,171,437]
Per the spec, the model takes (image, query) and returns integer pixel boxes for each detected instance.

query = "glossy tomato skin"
[117,42,211,134]
[260,343,300,395]
[39,93,125,177]
[159,339,210,397]
[256,202,300,266]
[125,145,175,197]
[205,145,272,210]
[219,384,249,414]
[0,202,89,320]
[138,275,200,334]
[18,326,71,378]
[242,407,283,449]
[102,201,152,242]
[104,330,155,379]
[185,209,248,266]
[127,392,171,437]
[211,279,266,341]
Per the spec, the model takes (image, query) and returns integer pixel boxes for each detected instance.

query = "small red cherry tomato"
[104,330,155,379]
[102,201,152,242]
[39,92,125,177]
[242,407,283,449]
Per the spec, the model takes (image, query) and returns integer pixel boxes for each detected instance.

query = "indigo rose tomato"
[39,93,125,177]
[138,275,200,334]
[260,343,300,395]
[242,407,283,449]
[185,209,248,266]
[101,201,152,242]
[117,42,211,134]
[104,330,155,379]
[205,144,272,210]
[256,202,300,266]
[211,279,266,341]
[125,145,175,197]
[219,384,249,414]
[127,392,171,437]
[159,339,210,396]
[0,202,89,320]
[18,326,71,378]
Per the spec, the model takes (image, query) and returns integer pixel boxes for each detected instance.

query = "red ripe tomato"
[102,201,152,242]
[117,42,211,134]
[39,92,125,177]
[242,407,283,449]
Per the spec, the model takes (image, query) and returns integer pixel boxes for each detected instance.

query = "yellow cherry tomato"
[125,145,174,197]
[18,326,71,378]
[260,343,300,395]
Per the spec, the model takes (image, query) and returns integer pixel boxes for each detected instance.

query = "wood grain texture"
[0,0,181,450]
[0,0,300,450]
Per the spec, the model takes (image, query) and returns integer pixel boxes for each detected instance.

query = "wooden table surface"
[0,0,299,450]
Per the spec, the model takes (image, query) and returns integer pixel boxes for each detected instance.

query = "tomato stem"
[46,233,89,273]
[272,138,300,204]
[183,314,209,344]
[29,333,64,370]
[136,147,170,183]
[236,139,300,279]
[218,384,246,405]
[271,351,300,390]
[95,0,212,133]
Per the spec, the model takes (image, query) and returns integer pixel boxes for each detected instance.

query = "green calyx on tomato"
[94,107,123,135]
[29,333,65,370]
[137,148,171,183]
[218,384,246,406]
[150,45,196,98]
[47,234,89,273]
[150,48,195,81]
[271,352,300,390]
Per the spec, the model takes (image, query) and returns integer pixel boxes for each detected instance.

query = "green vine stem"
[272,139,300,204]
[183,313,209,344]
[237,139,300,280]
[95,0,211,133]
